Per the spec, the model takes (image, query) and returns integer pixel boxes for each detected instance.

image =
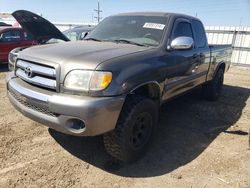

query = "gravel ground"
[0,65,249,188]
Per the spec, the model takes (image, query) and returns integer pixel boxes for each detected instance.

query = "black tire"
[103,95,158,162]
[202,68,224,101]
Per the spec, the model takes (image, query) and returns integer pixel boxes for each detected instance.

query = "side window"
[0,30,21,42]
[192,20,207,48]
[173,22,193,39]
[24,31,34,41]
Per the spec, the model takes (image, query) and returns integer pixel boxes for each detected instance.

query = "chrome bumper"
[6,75,125,136]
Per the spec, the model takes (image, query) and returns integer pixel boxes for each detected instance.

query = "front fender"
[90,48,166,97]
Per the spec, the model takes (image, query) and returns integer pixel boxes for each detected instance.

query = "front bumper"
[6,74,125,136]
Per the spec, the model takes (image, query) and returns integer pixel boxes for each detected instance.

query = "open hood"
[12,10,70,43]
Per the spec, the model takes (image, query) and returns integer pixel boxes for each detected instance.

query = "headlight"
[8,49,19,64]
[8,52,17,65]
[8,48,22,71]
[64,70,112,91]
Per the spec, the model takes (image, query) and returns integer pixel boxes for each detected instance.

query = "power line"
[94,1,102,23]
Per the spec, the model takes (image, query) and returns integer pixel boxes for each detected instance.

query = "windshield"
[86,15,168,46]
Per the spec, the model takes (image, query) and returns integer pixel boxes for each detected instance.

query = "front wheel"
[202,68,224,101]
[103,95,158,163]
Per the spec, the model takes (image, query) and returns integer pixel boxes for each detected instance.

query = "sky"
[1,0,250,26]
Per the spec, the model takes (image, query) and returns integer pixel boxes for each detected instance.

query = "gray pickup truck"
[7,11,232,162]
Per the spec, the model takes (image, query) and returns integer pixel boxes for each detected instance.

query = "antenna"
[94,1,102,23]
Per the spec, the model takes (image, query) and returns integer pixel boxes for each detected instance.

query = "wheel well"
[213,62,225,79]
[130,83,161,101]
[218,62,226,73]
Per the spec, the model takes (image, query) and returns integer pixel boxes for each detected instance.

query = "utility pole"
[94,1,102,23]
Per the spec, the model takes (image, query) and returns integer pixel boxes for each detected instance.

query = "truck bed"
[209,44,232,72]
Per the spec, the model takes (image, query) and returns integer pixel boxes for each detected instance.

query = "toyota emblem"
[24,66,33,78]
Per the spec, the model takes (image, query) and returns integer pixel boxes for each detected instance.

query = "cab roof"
[115,12,199,21]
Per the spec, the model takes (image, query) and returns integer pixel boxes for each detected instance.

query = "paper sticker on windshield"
[143,23,165,30]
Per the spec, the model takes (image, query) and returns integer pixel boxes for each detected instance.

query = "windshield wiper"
[84,38,103,42]
[112,39,148,47]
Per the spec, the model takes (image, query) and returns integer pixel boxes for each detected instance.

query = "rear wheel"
[103,95,158,162]
[202,68,224,101]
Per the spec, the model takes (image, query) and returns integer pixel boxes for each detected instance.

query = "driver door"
[162,18,199,100]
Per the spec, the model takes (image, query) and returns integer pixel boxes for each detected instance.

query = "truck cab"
[6,11,232,163]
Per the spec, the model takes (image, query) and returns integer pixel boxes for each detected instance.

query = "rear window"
[0,30,21,42]
[192,20,207,48]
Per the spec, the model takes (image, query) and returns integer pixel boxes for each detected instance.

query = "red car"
[0,26,37,62]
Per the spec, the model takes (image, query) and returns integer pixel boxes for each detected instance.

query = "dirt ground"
[0,65,249,188]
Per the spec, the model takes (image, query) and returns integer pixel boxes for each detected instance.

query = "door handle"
[193,53,205,59]
[192,65,199,73]
[192,54,198,59]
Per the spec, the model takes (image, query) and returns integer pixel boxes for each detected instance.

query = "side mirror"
[170,36,194,50]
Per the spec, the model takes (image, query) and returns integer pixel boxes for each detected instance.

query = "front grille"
[16,60,57,91]
[9,89,58,117]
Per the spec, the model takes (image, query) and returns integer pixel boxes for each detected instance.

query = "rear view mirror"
[170,36,194,50]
